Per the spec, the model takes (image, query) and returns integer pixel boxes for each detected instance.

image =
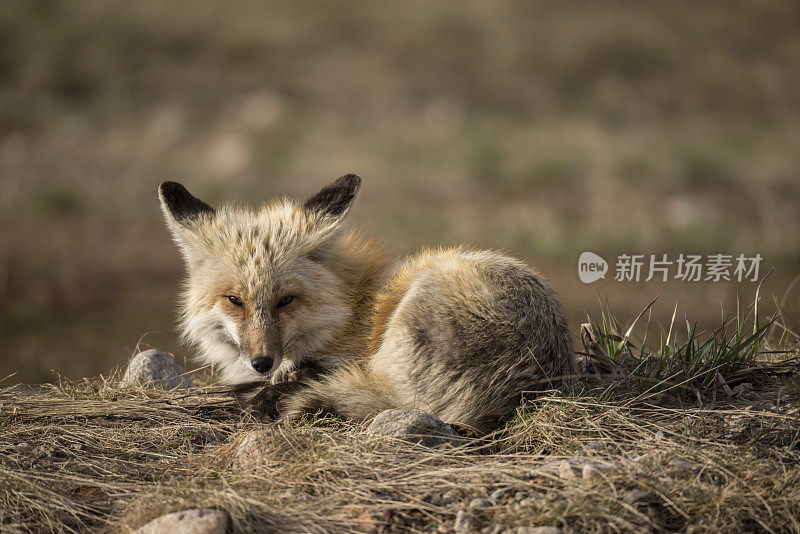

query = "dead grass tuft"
[1,366,799,533]
[1,301,798,532]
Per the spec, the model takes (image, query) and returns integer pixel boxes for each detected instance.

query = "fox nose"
[250,355,274,374]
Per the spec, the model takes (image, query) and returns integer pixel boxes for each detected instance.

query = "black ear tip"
[303,174,363,218]
[338,173,362,190]
[328,174,361,196]
[158,181,187,200]
[158,180,215,222]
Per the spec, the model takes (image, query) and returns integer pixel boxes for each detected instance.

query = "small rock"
[517,527,562,534]
[430,493,450,507]
[469,497,493,509]
[366,409,460,448]
[557,460,578,480]
[437,526,449,534]
[666,457,701,476]
[582,462,614,481]
[622,490,658,505]
[13,442,31,451]
[133,509,227,534]
[518,498,535,507]
[535,457,589,478]
[122,350,194,389]
[426,493,443,506]
[489,487,512,503]
[441,489,459,505]
[454,510,474,532]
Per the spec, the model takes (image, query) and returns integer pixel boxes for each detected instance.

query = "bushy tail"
[279,365,400,422]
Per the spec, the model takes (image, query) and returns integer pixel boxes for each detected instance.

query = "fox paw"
[270,363,295,385]
[247,380,305,419]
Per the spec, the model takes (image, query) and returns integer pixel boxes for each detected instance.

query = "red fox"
[159,175,575,431]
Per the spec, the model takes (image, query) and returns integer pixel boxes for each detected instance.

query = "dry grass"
[2,302,798,533]
[2,360,799,533]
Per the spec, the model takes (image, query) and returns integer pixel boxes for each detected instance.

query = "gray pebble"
[122,350,194,389]
[623,489,658,505]
[431,492,456,507]
[366,409,459,448]
[132,509,226,534]
[489,487,512,503]
[428,493,444,507]
[557,460,578,480]
[469,497,493,509]
[454,510,474,532]
[441,489,459,505]
[582,461,614,481]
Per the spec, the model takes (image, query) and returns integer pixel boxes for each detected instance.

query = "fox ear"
[303,174,361,223]
[158,181,215,228]
[158,181,215,264]
[302,174,362,261]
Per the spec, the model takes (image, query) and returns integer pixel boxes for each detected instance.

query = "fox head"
[158,175,361,385]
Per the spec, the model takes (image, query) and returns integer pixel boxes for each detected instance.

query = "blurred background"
[1,0,799,383]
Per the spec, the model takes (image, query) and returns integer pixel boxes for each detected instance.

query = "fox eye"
[277,295,294,308]
[226,295,244,307]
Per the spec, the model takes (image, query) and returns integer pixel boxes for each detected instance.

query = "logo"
[578,252,608,284]
[577,252,763,283]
